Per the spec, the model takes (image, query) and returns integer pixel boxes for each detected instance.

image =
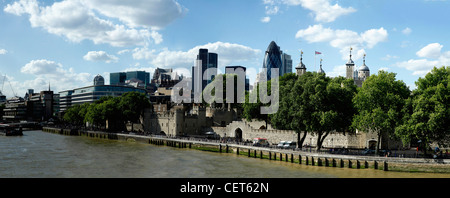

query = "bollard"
[274,152,276,160]
[269,152,272,160]
[285,154,288,162]
[291,154,294,163]
[365,161,369,169]
[226,145,229,153]
[299,155,302,164]
[348,160,352,168]
[384,161,388,171]
[325,158,329,167]
[374,161,378,170]
[306,156,309,165]
[311,157,315,166]
[219,144,222,153]
[237,147,239,155]
[318,158,322,166]
[189,143,192,149]
[260,151,263,159]
[340,159,344,168]
[356,160,360,169]
[332,159,337,167]
[280,153,283,161]
[248,149,251,157]
[254,150,257,158]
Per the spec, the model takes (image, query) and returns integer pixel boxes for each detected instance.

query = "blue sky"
[0,0,449,98]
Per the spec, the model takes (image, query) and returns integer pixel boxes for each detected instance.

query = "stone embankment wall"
[42,127,450,167]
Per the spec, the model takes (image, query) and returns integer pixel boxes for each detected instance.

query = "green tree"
[119,92,151,131]
[396,66,449,153]
[63,103,90,126]
[352,70,410,154]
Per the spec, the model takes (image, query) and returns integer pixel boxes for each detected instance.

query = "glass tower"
[263,41,282,81]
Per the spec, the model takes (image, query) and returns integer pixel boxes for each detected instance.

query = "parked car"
[283,141,297,149]
[252,138,269,147]
[277,141,286,148]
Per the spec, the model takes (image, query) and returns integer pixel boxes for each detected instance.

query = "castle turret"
[295,51,307,76]
[346,47,355,79]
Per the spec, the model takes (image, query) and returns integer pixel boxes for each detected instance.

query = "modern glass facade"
[192,49,218,93]
[110,71,150,85]
[263,41,282,81]
[58,85,147,112]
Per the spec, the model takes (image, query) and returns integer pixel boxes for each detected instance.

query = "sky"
[0,0,450,98]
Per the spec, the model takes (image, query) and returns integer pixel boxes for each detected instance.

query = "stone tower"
[346,48,355,79]
[295,51,307,76]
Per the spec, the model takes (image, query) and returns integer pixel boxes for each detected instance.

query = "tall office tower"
[281,53,292,76]
[263,41,282,81]
[207,52,218,84]
[192,49,218,94]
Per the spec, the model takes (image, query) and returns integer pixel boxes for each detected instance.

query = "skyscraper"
[263,41,282,81]
[192,49,218,94]
[281,53,292,76]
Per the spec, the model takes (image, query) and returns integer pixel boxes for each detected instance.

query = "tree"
[119,92,151,131]
[270,73,307,147]
[63,103,90,126]
[352,70,410,154]
[396,66,449,153]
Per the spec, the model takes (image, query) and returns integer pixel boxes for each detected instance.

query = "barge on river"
[0,124,23,136]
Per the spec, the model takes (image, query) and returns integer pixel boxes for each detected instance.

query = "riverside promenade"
[42,127,450,173]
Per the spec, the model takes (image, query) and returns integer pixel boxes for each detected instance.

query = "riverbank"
[42,127,450,174]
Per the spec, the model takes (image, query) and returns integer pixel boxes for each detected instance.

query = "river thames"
[0,131,448,178]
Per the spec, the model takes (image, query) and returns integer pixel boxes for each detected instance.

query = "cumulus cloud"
[394,43,450,76]
[4,0,185,47]
[416,43,442,59]
[296,24,388,60]
[83,51,118,63]
[0,49,7,54]
[282,0,356,23]
[19,59,92,93]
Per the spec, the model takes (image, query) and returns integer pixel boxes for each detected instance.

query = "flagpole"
[314,52,316,72]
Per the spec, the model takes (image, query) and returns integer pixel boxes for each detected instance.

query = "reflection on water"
[0,131,448,178]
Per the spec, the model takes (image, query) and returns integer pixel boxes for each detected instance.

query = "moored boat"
[0,124,23,136]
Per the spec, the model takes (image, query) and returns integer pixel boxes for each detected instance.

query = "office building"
[191,49,218,94]
[281,53,293,76]
[59,75,148,112]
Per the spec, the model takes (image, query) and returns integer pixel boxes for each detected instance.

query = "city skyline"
[1,0,450,98]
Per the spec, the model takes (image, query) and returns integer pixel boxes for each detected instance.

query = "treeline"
[243,66,449,154]
[63,92,151,131]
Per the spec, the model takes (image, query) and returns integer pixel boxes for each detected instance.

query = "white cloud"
[402,27,412,35]
[296,24,388,60]
[0,49,7,54]
[4,0,185,47]
[381,54,399,61]
[83,51,118,63]
[9,59,92,96]
[80,0,187,30]
[416,43,442,59]
[261,16,271,23]
[265,5,280,15]
[326,65,346,78]
[283,0,356,23]
[394,43,450,76]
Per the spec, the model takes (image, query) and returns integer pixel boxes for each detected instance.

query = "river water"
[0,131,448,178]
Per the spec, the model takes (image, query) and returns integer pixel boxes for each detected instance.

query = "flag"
[315,51,322,55]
